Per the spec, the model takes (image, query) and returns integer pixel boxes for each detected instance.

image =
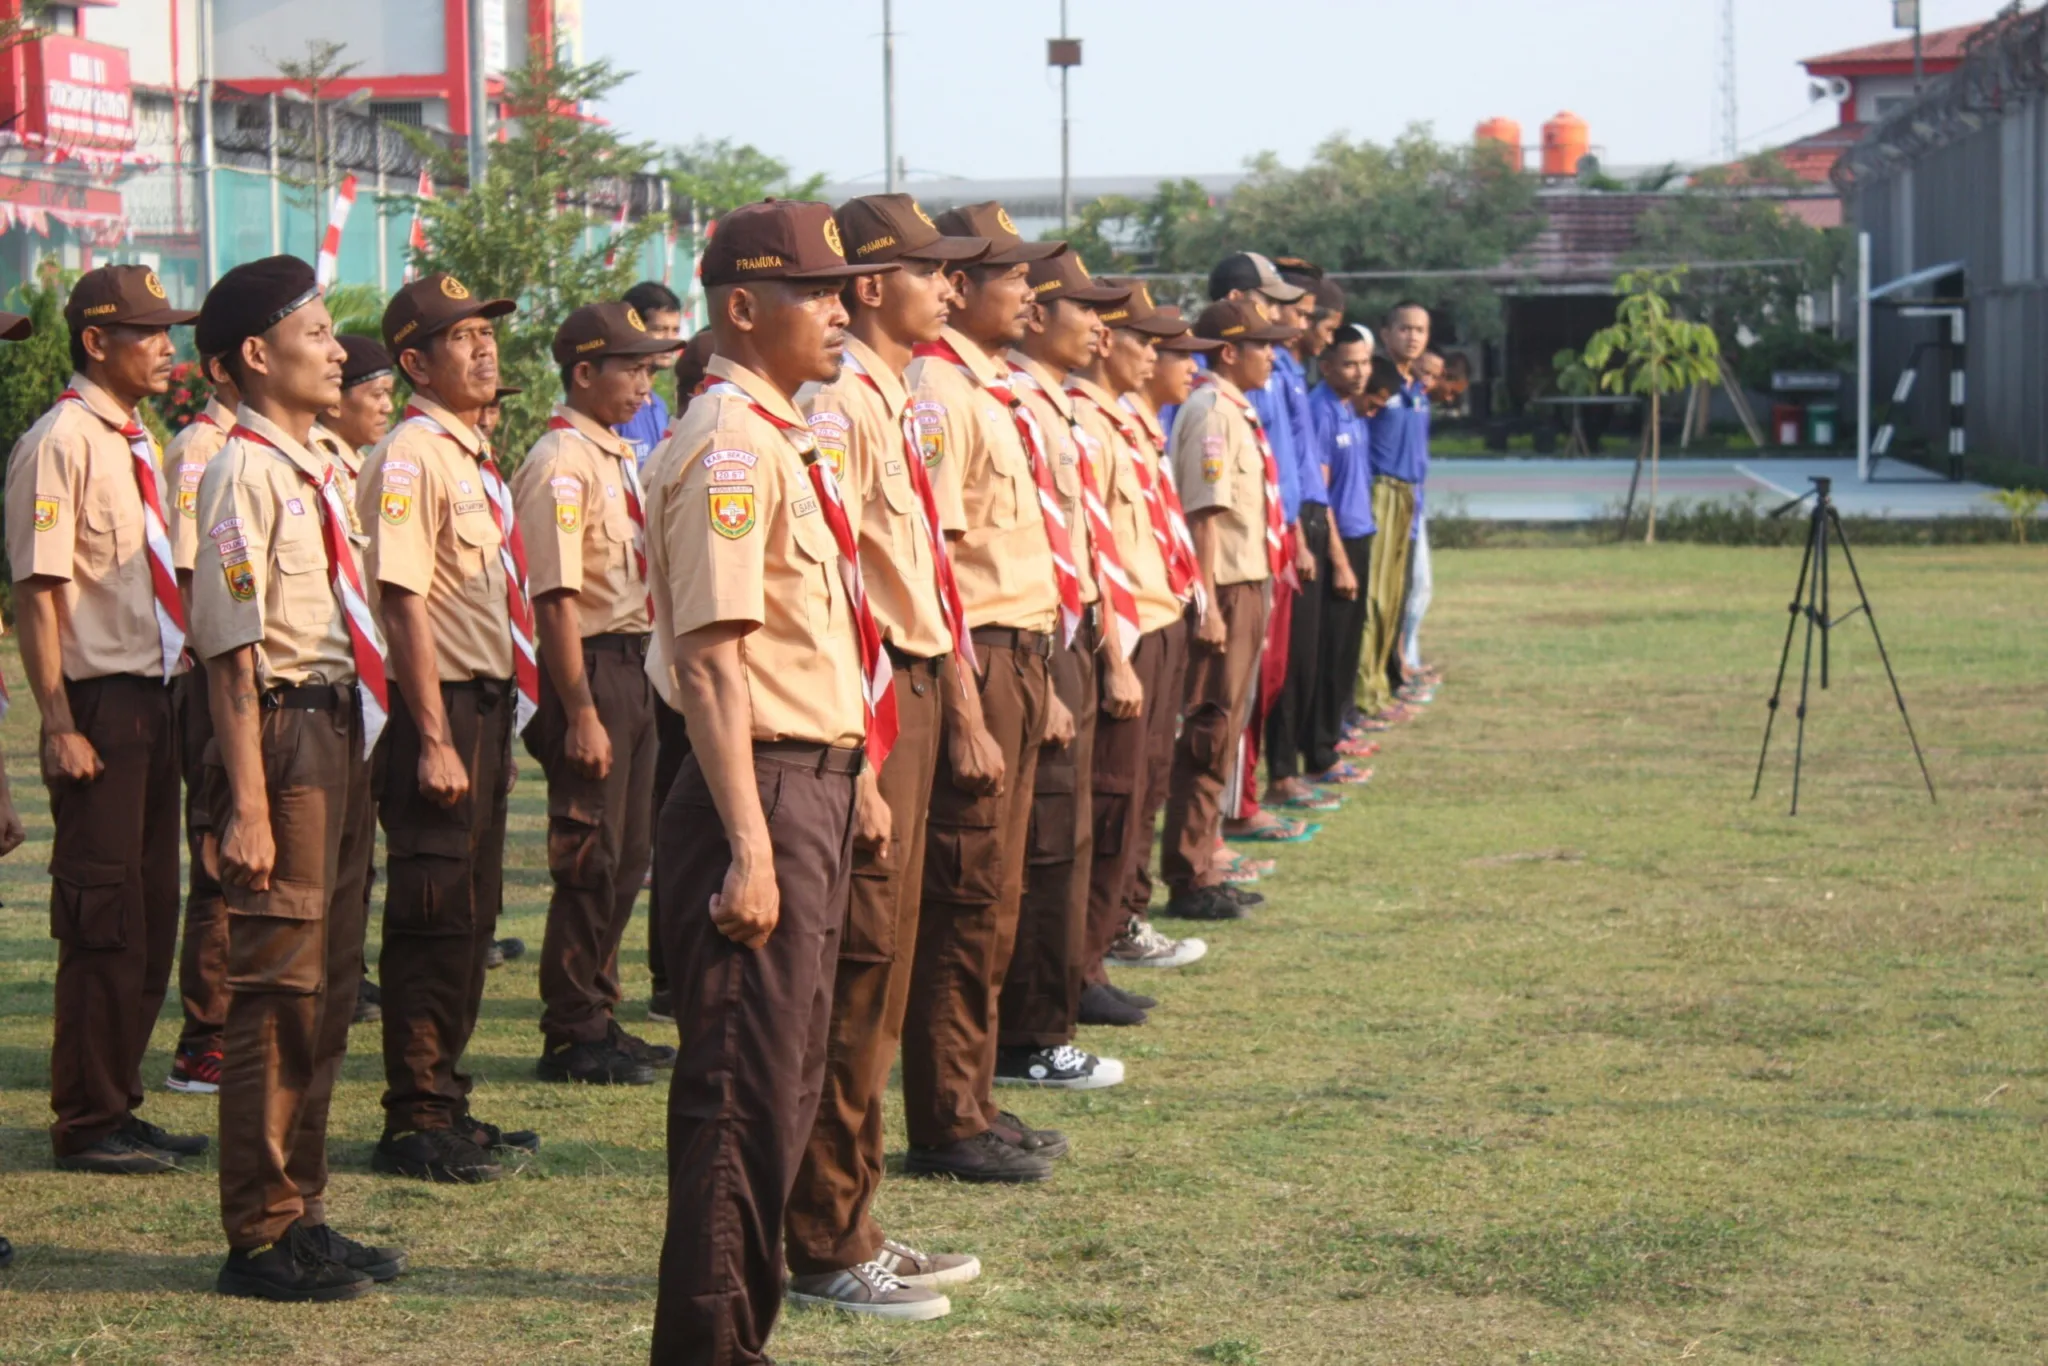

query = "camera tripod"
[1751,477,1936,815]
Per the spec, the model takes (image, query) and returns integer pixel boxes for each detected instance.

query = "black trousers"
[1266,503,1329,782]
[645,700,691,999]
[1308,531,1374,775]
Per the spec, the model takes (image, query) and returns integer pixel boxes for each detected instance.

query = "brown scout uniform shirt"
[167,398,235,573]
[903,326,1058,633]
[1171,378,1272,588]
[188,406,360,687]
[357,394,514,681]
[1068,374,1180,636]
[800,335,950,660]
[511,405,652,639]
[1006,351,1098,606]
[5,373,188,680]
[643,357,863,748]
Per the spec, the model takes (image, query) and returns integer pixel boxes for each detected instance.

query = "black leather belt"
[970,626,1053,658]
[755,739,865,776]
[445,676,516,708]
[264,683,354,712]
[586,633,650,658]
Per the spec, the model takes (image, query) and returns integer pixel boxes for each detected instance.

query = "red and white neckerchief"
[705,382,898,769]
[1121,395,1206,616]
[1194,375,1289,584]
[230,425,391,757]
[401,405,539,734]
[1072,382,1204,612]
[912,338,1082,646]
[840,347,974,672]
[1012,365,1139,659]
[61,389,184,678]
[547,415,653,627]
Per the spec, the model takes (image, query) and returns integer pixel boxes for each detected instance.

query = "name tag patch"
[791,496,819,518]
[453,499,488,516]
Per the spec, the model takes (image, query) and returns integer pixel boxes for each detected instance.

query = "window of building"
[370,102,425,129]
[1871,95,1914,122]
[44,5,78,34]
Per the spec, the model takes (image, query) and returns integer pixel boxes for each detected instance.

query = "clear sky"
[584,0,2001,183]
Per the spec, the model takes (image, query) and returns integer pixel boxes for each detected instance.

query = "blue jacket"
[1312,382,1377,540]
[615,391,671,467]
[1366,375,1430,533]
[1271,348,1326,508]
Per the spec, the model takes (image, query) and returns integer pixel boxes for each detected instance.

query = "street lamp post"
[883,0,898,194]
[1894,0,1924,92]
[1047,6,1081,230]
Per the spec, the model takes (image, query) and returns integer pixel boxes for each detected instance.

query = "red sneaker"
[166,1048,222,1095]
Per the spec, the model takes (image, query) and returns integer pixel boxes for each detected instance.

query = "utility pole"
[1048,4,1082,229]
[1895,0,1924,93]
[882,0,898,193]
[468,0,490,190]
[1717,0,1738,161]
[197,0,217,286]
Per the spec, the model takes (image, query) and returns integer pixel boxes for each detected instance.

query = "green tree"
[1582,269,1723,543]
[400,54,662,462]
[270,38,363,240]
[666,138,823,219]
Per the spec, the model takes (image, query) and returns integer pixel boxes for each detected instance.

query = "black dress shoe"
[609,1020,678,1068]
[217,1224,372,1302]
[1162,886,1249,921]
[122,1114,209,1158]
[298,1220,407,1282]
[55,1131,178,1174]
[453,1111,542,1155]
[1103,983,1158,1010]
[371,1128,502,1183]
[1220,883,1265,908]
[353,977,382,1025]
[1078,982,1148,1026]
[989,1109,1069,1160]
[903,1130,1053,1184]
[0,1234,14,1270]
[536,1038,655,1086]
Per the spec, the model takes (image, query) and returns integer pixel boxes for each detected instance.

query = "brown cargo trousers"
[1162,582,1269,894]
[1085,617,1188,984]
[650,743,857,1366]
[1000,617,1097,1049]
[526,635,657,1046]
[376,678,512,1132]
[45,673,182,1157]
[172,664,229,1060]
[901,632,1052,1148]
[785,653,943,1275]
[215,693,373,1247]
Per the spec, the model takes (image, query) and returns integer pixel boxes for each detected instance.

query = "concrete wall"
[212,0,448,81]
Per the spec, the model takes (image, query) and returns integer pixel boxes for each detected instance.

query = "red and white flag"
[404,169,433,283]
[315,174,358,289]
[603,201,629,267]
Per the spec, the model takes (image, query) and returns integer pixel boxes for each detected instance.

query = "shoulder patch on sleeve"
[380,491,413,525]
[807,411,850,481]
[703,448,759,471]
[709,487,756,539]
[912,400,946,466]
[32,496,60,532]
[1201,433,1226,483]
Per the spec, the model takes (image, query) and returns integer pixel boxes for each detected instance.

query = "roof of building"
[1771,123,1870,185]
[1802,22,1985,72]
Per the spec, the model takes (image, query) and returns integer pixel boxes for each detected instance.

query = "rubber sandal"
[1272,788,1343,811]
[1336,737,1380,758]
[1311,762,1373,787]
[1224,819,1317,844]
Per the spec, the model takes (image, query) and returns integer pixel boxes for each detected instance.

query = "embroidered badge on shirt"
[453,498,487,516]
[808,412,850,480]
[224,557,256,602]
[710,466,749,483]
[381,491,413,525]
[458,480,474,494]
[1202,433,1226,483]
[556,501,581,532]
[710,488,756,539]
[703,448,757,470]
[791,496,819,518]
[912,401,946,466]
[32,496,58,532]
[286,498,306,516]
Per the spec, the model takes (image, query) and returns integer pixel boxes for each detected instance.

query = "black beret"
[338,334,394,389]
[195,255,320,359]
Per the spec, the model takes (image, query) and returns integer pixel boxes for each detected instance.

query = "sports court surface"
[1431,455,2004,522]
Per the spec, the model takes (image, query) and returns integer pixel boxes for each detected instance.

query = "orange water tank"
[1474,117,1523,171]
[1541,111,1590,177]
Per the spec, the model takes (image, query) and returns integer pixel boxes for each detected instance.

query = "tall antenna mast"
[883,0,898,193]
[1718,0,1739,160]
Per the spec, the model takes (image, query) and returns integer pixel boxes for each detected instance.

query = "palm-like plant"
[1582,269,1723,543]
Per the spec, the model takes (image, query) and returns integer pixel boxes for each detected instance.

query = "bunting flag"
[603,201,628,267]
[315,174,358,289]
[404,169,433,284]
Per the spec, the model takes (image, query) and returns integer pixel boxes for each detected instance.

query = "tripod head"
[1769,475,1834,520]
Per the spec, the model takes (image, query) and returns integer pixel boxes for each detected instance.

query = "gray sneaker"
[875,1237,981,1289]
[786,1259,951,1320]
[1107,916,1208,968]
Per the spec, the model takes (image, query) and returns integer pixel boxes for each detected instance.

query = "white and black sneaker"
[994,1043,1123,1090]
[875,1237,982,1289]
[1105,916,1207,969]
[786,1258,951,1320]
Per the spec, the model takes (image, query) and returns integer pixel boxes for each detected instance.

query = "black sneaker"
[298,1219,407,1282]
[1162,886,1250,921]
[217,1224,372,1302]
[54,1131,179,1174]
[608,1019,678,1069]
[371,1128,503,1183]
[1220,883,1265,908]
[1078,982,1148,1026]
[902,1130,1053,1184]
[453,1111,542,1156]
[995,1044,1123,1090]
[536,1038,655,1086]
[0,1234,14,1270]
[354,978,382,1025]
[989,1109,1069,1160]
[646,990,675,1024]
[1103,983,1158,1010]
[121,1114,209,1158]
[485,937,525,970]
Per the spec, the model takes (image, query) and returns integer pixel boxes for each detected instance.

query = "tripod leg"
[1828,509,1938,803]
[1752,512,1819,799]
[1789,524,1823,816]
[1817,502,1832,691]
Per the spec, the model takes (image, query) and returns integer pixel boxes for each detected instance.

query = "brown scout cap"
[1100,279,1190,338]
[1156,305,1224,353]
[1026,252,1130,307]
[0,311,31,342]
[1193,298,1301,346]
[65,264,198,332]
[932,201,1065,267]
[382,271,515,356]
[552,301,682,368]
[835,194,990,267]
[701,199,895,288]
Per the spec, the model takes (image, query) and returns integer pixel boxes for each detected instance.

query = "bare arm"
[535,591,610,781]
[1099,622,1143,720]
[1189,511,1228,650]
[208,644,274,891]
[0,754,25,857]
[939,652,1005,796]
[673,621,777,950]
[13,577,100,783]
[381,587,468,808]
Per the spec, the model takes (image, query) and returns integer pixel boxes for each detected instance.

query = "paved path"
[1430,456,2007,522]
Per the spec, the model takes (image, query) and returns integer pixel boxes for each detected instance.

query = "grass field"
[1,544,2044,1365]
